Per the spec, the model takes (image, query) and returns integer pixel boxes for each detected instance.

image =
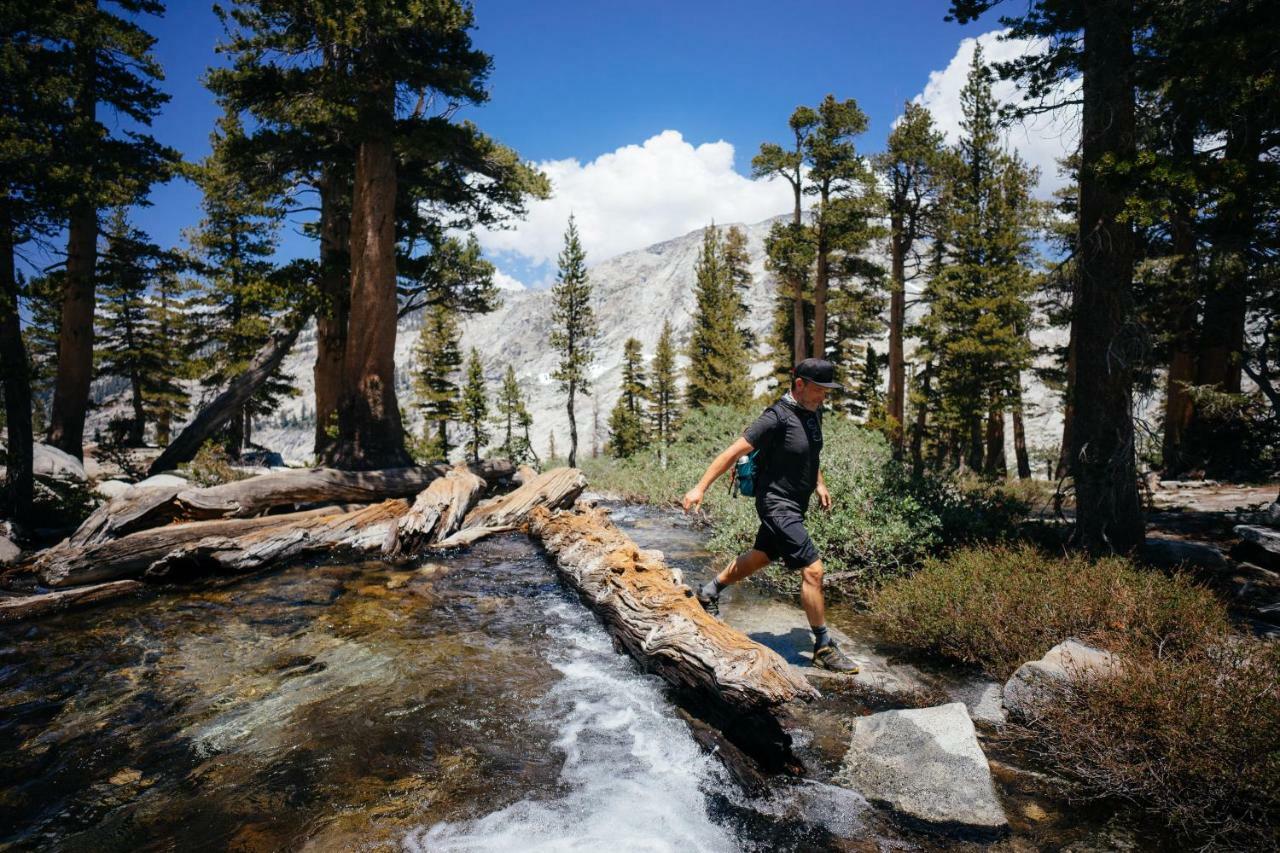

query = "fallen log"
[527,505,818,711]
[435,467,587,548]
[65,461,515,549]
[37,504,367,587]
[384,466,487,557]
[0,580,145,622]
[148,310,311,477]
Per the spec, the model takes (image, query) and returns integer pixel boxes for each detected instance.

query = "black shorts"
[752,513,820,569]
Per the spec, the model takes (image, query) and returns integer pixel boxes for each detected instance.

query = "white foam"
[405,601,738,853]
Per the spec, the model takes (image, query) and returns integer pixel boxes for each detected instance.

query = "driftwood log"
[0,580,145,622]
[148,309,312,476]
[435,467,587,548]
[528,505,818,711]
[66,462,515,548]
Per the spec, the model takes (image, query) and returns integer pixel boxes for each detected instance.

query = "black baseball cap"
[793,358,843,390]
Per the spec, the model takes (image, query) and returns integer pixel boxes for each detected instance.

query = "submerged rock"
[835,702,1008,832]
[1003,640,1121,719]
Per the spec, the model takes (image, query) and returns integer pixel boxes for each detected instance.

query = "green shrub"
[869,543,1230,678]
[1006,636,1280,849]
[181,441,251,488]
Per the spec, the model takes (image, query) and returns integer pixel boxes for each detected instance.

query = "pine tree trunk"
[1070,0,1143,554]
[244,409,253,451]
[567,381,578,468]
[129,372,145,445]
[1057,318,1077,480]
[887,218,907,455]
[157,412,171,447]
[965,415,984,473]
[811,190,830,359]
[984,405,1006,479]
[1011,384,1031,480]
[910,360,930,478]
[1,207,34,525]
[47,28,98,461]
[328,85,411,470]
[1159,114,1198,476]
[313,169,350,459]
[790,179,805,367]
[225,407,244,459]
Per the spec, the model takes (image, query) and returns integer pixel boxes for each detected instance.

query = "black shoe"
[813,640,859,674]
[696,589,720,618]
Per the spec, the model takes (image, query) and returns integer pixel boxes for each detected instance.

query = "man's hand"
[682,485,705,514]
[816,482,832,511]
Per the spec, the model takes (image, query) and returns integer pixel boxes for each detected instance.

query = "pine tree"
[495,363,535,463]
[413,303,463,460]
[549,215,596,467]
[608,338,649,458]
[920,45,1040,476]
[20,275,63,434]
[189,108,295,458]
[686,225,752,408]
[147,269,195,446]
[95,207,184,446]
[45,0,179,461]
[460,349,489,464]
[876,102,946,452]
[722,225,755,350]
[650,320,679,468]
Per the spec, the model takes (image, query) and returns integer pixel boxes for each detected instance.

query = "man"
[681,358,859,673]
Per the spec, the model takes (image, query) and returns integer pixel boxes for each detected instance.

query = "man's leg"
[697,549,771,616]
[799,559,826,629]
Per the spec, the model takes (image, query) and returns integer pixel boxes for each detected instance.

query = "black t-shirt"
[742,397,823,516]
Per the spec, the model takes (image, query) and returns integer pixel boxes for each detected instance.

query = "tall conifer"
[608,338,649,458]
[460,349,489,464]
[413,303,463,460]
[687,225,751,408]
[549,216,596,467]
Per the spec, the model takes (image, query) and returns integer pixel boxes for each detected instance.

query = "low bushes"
[870,544,1279,849]
[869,543,1230,678]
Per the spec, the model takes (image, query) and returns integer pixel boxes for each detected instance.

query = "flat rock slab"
[1234,525,1280,571]
[947,679,1006,727]
[723,599,939,700]
[1004,639,1120,719]
[835,702,1008,832]
[1143,536,1226,571]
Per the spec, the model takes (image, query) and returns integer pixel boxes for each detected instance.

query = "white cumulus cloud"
[916,29,1081,197]
[475,130,793,272]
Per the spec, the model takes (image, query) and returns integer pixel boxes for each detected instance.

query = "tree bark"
[148,309,310,476]
[313,168,350,459]
[909,360,930,477]
[1159,115,1199,476]
[1011,384,1032,480]
[327,85,411,470]
[887,215,907,454]
[1,206,34,524]
[1057,317,1077,480]
[47,23,98,461]
[566,383,578,468]
[984,405,1006,479]
[435,466,586,548]
[528,505,818,710]
[383,466,486,557]
[1070,0,1143,554]
[811,188,829,359]
[1,580,144,623]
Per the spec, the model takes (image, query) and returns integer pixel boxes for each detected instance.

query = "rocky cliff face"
[241,214,1068,468]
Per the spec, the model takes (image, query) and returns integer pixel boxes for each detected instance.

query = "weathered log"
[528,505,819,711]
[384,467,486,557]
[0,580,145,622]
[65,461,516,549]
[148,309,312,477]
[37,504,380,587]
[434,467,587,548]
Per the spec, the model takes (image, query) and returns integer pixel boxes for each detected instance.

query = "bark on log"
[148,309,312,477]
[0,580,144,623]
[528,505,819,710]
[37,501,414,588]
[66,462,515,549]
[384,467,486,558]
[435,467,587,548]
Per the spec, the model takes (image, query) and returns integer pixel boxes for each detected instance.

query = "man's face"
[793,378,828,411]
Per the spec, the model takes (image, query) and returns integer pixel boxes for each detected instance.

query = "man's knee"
[801,560,823,586]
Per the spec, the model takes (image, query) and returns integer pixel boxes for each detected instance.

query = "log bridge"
[5,464,817,771]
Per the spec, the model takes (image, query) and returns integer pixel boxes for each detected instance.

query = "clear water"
[0,503,1150,851]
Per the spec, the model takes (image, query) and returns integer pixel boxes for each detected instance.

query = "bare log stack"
[528,505,819,711]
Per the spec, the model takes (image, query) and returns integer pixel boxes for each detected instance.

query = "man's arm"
[682,436,754,513]
[816,468,832,511]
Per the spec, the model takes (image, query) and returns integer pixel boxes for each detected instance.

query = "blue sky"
[61,1,1077,288]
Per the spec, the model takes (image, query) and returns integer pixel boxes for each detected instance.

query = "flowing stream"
[1,502,1148,851]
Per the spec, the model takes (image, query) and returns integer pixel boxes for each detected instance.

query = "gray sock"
[812,624,831,649]
[700,577,726,599]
